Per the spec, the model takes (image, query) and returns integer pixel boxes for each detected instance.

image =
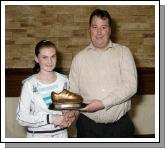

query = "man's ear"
[109,28,112,36]
[88,27,91,37]
[34,56,39,63]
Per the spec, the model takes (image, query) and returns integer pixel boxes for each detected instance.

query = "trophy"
[49,89,87,110]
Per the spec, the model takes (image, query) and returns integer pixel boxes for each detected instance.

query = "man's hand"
[80,100,104,112]
[51,110,78,128]
[61,110,78,127]
[63,110,75,125]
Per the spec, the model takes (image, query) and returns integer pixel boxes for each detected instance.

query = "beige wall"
[129,95,155,134]
[5,5,154,68]
[5,95,155,138]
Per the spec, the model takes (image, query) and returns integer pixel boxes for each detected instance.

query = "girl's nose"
[48,58,52,63]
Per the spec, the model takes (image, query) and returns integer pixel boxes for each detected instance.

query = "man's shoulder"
[112,42,133,57]
[112,42,129,49]
[73,46,89,59]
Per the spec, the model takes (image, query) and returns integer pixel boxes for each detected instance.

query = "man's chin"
[94,44,107,49]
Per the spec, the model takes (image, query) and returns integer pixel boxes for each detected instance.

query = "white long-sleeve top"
[69,41,137,123]
[16,72,69,137]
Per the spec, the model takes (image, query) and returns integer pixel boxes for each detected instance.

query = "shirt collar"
[87,40,113,51]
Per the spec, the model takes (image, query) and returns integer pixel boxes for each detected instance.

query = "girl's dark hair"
[89,9,112,28]
[32,40,57,73]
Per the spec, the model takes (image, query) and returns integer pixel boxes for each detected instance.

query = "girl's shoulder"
[22,74,37,85]
[55,72,68,81]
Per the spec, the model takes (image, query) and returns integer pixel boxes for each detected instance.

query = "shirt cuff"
[47,114,52,124]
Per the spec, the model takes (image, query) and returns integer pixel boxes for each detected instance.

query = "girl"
[16,40,75,138]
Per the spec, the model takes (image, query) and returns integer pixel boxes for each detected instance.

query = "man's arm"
[102,46,137,110]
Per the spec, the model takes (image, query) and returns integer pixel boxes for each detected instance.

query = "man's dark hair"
[89,9,112,28]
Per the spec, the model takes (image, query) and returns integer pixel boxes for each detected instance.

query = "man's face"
[89,16,111,50]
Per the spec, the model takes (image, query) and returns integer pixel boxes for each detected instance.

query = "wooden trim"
[137,68,155,94]
[5,67,155,97]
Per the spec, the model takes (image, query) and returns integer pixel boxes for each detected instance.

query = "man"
[69,9,137,138]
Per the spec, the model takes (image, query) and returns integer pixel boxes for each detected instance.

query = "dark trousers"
[76,113,135,138]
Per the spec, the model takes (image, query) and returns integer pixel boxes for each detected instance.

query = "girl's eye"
[52,55,56,58]
[42,56,47,59]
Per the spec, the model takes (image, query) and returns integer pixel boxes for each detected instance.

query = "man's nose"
[97,28,102,34]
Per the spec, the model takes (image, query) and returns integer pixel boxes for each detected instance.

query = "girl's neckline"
[35,72,58,85]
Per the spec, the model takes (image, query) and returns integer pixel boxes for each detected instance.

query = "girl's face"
[35,47,57,72]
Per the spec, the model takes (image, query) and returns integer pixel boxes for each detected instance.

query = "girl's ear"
[34,56,39,63]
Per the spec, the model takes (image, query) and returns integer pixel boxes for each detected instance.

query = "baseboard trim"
[134,134,155,138]
[69,134,155,138]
